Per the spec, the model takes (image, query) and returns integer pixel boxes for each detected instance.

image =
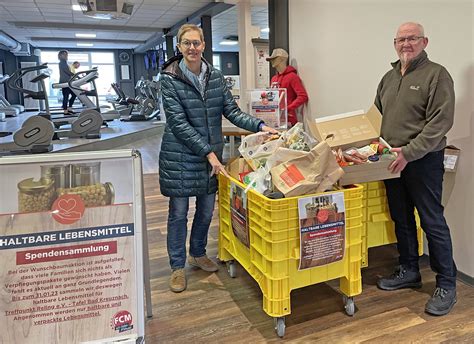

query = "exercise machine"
[0,115,54,155]
[134,79,160,120]
[0,74,22,116]
[0,65,54,154]
[109,82,139,118]
[50,68,120,126]
[112,80,160,121]
[8,64,102,140]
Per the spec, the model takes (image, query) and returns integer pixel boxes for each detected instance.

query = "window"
[40,50,116,107]
[213,54,221,70]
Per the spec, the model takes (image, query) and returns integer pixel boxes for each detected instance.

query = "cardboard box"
[226,158,253,181]
[306,105,400,185]
[444,145,460,173]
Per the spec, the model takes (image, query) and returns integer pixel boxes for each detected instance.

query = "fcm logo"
[111,310,133,333]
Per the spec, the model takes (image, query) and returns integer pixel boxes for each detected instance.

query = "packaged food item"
[368,155,380,162]
[343,148,368,165]
[370,141,390,155]
[56,182,114,207]
[18,178,55,213]
[282,123,318,151]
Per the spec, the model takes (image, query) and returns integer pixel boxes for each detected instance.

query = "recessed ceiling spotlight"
[220,41,238,46]
[75,33,96,38]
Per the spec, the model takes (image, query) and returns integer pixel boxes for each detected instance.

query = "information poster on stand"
[230,182,249,248]
[0,152,144,344]
[298,192,346,270]
[249,88,287,129]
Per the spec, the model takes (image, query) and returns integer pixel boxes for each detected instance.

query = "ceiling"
[212,5,268,52]
[0,0,268,53]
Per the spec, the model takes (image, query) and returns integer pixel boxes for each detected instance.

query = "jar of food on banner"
[40,164,71,201]
[71,162,101,187]
[57,183,115,207]
[50,162,115,207]
[17,178,55,213]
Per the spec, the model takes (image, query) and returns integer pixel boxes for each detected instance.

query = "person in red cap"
[267,48,308,126]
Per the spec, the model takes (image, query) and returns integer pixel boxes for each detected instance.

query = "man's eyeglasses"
[393,36,424,45]
[179,40,202,49]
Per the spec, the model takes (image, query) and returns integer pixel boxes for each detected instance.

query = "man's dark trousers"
[384,149,457,290]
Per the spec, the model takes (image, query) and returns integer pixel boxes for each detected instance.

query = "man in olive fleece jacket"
[374,22,457,316]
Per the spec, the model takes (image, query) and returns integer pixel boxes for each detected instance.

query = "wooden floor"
[141,174,474,344]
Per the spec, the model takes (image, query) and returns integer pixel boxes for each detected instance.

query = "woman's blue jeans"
[167,193,216,270]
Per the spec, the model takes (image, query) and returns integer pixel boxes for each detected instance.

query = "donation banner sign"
[298,192,346,270]
[230,181,249,248]
[0,152,144,343]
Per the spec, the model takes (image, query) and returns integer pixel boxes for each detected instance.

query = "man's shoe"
[425,287,457,316]
[188,255,219,272]
[169,269,186,293]
[377,265,422,290]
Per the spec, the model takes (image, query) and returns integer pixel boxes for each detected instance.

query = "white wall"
[289,0,473,277]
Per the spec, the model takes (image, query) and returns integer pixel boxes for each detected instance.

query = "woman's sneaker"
[188,255,219,272]
[425,287,457,316]
[377,265,422,290]
[169,269,186,293]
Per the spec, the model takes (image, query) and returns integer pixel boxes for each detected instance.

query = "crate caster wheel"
[274,317,285,337]
[343,296,355,316]
[226,261,236,278]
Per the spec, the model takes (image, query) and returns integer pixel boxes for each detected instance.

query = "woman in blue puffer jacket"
[159,23,277,293]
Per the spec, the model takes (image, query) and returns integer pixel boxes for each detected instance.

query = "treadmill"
[0,74,21,117]
[0,65,55,154]
[52,68,121,125]
[8,63,102,140]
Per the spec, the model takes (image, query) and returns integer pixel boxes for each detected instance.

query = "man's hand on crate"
[388,147,408,173]
[207,152,230,178]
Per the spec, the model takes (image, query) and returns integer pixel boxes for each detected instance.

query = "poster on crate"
[230,181,249,248]
[298,192,346,270]
[0,154,142,344]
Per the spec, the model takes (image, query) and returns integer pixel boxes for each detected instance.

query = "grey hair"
[397,22,425,37]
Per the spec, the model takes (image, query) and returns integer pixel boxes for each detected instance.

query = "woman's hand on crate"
[207,152,230,178]
[260,125,279,134]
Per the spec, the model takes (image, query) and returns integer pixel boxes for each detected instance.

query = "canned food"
[18,178,55,213]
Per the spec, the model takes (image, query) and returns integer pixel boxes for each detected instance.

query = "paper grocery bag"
[265,147,308,170]
[270,140,344,197]
[239,132,285,169]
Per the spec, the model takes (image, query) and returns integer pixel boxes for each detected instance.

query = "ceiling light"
[75,33,96,38]
[72,5,82,11]
[77,43,94,47]
[261,28,270,33]
[220,41,238,46]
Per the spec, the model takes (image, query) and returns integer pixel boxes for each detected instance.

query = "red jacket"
[270,65,309,126]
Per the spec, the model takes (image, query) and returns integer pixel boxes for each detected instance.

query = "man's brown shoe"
[188,255,219,272]
[169,269,186,293]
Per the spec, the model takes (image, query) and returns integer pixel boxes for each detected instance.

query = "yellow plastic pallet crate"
[361,181,424,267]
[218,174,364,336]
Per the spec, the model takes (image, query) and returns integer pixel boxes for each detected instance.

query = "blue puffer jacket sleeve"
[161,75,212,157]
